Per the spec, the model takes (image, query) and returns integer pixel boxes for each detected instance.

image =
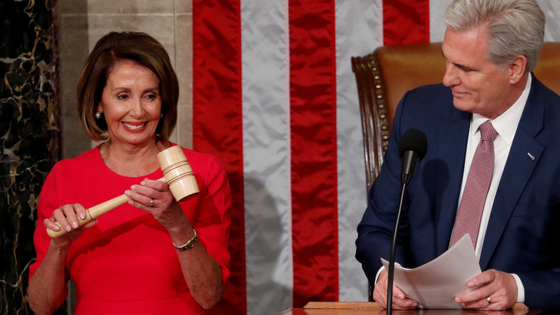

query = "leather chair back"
[352,42,560,193]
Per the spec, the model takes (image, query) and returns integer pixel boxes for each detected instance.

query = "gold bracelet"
[173,229,197,251]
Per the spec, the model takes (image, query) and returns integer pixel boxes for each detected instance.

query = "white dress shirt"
[455,74,532,302]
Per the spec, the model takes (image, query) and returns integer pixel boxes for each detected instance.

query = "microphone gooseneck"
[387,129,428,315]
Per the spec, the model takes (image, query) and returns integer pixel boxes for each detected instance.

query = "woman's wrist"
[49,239,71,254]
[173,229,197,251]
[166,212,194,239]
[169,223,195,245]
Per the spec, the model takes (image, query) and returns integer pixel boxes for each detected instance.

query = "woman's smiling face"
[97,60,162,147]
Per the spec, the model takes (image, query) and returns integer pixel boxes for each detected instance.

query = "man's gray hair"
[444,0,545,73]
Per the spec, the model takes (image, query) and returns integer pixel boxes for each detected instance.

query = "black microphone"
[387,129,427,315]
[398,129,428,185]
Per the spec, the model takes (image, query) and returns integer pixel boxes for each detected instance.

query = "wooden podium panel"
[278,302,533,315]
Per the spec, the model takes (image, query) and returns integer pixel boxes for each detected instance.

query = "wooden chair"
[352,42,560,194]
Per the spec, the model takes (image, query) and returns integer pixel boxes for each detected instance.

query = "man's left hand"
[455,269,517,310]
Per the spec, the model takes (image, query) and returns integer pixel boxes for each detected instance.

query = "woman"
[28,32,231,314]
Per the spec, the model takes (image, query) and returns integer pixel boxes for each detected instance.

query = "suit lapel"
[479,74,545,270]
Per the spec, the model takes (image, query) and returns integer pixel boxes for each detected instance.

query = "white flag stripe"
[539,1,560,41]
[335,0,382,302]
[241,0,293,314]
[430,0,455,42]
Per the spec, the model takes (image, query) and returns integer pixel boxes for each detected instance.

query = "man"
[356,0,560,310]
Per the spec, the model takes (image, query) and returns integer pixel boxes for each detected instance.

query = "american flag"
[190,1,560,314]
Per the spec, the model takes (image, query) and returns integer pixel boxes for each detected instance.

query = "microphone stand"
[386,182,407,315]
[386,129,427,314]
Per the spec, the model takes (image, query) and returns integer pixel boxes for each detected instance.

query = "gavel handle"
[46,178,166,238]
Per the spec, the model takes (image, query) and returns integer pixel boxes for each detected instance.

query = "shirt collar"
[471,74,532,145]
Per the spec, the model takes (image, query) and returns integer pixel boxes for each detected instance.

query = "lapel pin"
[527,152,535,160]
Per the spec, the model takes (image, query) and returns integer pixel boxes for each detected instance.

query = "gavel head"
[157,146,200,202]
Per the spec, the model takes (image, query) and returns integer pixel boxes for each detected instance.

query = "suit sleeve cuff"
[511,273,525,303]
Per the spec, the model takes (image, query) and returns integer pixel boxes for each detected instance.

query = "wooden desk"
[279,302,540,315]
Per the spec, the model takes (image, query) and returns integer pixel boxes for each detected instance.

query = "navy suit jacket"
[356,74,560,310]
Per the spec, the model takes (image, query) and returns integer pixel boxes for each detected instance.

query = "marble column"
[0,0,66,314]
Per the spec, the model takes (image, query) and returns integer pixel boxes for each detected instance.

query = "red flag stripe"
[289,0,339,307]
[383,0,430,45]
[192,0,246,313]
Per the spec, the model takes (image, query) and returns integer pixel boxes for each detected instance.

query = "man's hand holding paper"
[374,269,418,309]
[380,234,483,309]
[455,269,518,310]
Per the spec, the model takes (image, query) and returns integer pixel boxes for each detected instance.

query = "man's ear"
[508,55,527,84]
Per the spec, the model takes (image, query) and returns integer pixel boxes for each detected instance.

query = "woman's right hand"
[44,204,97,248]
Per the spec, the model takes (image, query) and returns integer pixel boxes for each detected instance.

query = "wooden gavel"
[47,146,199,238]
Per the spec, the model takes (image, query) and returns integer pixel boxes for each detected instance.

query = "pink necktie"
[450,121,498,249]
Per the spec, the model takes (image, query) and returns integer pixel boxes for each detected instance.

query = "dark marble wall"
[0,0,65,314]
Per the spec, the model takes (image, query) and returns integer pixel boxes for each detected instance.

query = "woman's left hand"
[125,178,190,231]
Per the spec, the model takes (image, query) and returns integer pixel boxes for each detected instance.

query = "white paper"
[381,234,482,309]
